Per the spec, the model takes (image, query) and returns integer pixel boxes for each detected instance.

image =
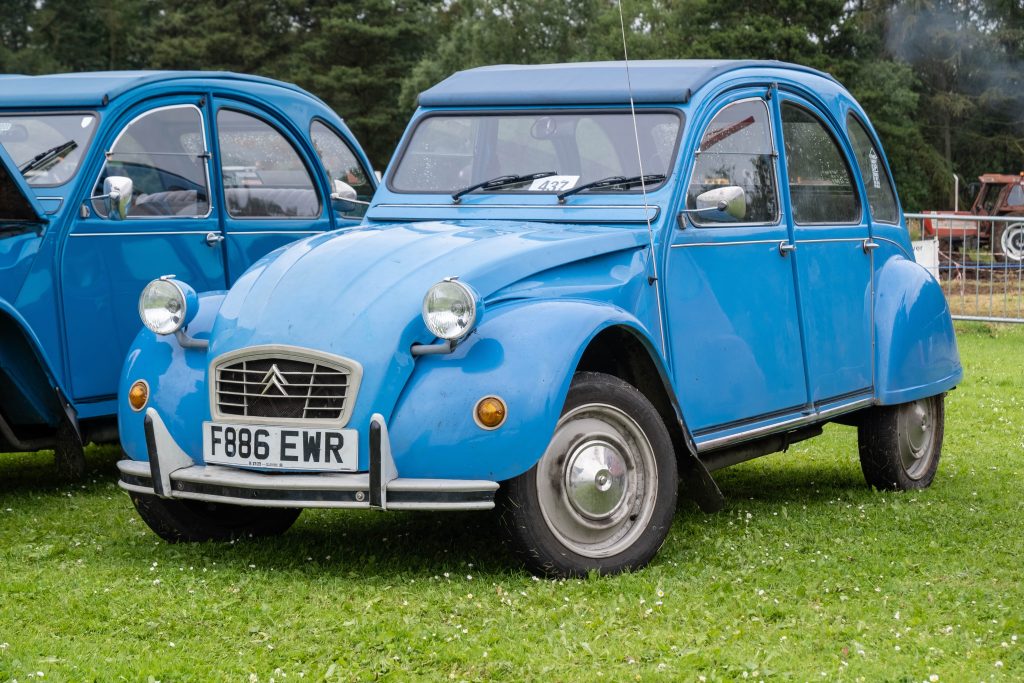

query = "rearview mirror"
[103,176,133,221]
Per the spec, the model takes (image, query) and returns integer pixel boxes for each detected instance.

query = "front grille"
[212,349,361,424]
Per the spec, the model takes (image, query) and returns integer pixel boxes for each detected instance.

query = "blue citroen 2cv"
[0,71,375,477]
[117,60,961,577]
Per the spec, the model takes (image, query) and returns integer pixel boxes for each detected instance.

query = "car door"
[60,100,227,402]
[779,98,873,405]
[211,102,334,282]
[666,94,809,437]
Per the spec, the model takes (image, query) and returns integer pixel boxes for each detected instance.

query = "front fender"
[0,297,64,430]
[118,293,224,461]
[388,299,662,481]
[874,256,962,404]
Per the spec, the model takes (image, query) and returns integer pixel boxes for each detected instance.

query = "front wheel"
[994,221,1024,263]
[857,394,945,491]
[499,372,678,577]
[130,493,301,543]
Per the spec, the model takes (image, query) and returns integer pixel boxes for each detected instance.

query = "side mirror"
[103,176,133,221]
[331,178,358,202]
[679,186,747,226]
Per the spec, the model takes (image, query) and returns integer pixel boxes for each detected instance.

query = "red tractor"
[924,173,1024,262]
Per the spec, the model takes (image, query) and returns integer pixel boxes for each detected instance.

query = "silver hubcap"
[536,403,657,558]
[897,398,937,480]
[1002,224,1024,262]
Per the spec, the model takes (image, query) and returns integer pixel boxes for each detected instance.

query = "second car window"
[217,109,319,219]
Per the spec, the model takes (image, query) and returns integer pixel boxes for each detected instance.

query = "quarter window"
[686,99,778,225]
[217,110,319,219]
[781,104,860,225]
[92,105,210,218]
[847,115,898,223]
[310,121,372,218]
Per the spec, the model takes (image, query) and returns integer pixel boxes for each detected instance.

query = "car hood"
[208,220,649,421]
[0,142,46,225]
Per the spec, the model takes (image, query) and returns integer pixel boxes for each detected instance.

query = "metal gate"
[904,212,1024,324]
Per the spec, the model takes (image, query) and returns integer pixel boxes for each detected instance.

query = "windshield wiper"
[557,174,667,203]
[18,140,77,177]
[452,171,557,203]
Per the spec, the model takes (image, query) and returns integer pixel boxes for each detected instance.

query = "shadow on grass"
[0,444,121,494]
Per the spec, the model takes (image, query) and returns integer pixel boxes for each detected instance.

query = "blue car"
[117,60,961,576]
[0,71,375,476]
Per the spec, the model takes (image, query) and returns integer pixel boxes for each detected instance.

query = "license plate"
[202,422,358,471]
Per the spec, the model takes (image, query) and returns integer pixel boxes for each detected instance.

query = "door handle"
[778,241,796,256]
[204,232,225,247]
[862,239,879,254]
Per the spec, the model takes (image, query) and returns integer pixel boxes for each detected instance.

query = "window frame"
[845,112,900,225]
[91,103,213,220]
[216,106,323,221]
[684,96,782,229]
[780,101,863,227]
[385,107,685,197]
[309,117,374,218]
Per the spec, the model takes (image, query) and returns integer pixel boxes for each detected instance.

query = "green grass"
[2,323,1023,682]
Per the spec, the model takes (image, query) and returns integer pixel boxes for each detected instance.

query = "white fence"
[904,212,1024,324]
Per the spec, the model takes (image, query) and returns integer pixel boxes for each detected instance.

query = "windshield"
[0,114,98,187]
[390,111,682,196]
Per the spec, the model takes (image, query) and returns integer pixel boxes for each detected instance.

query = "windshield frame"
[0,110,100,188]
[387,107,685,198]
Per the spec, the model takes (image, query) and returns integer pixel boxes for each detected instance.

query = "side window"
[310,121,372,218]
[847,115,898,223]
[92,105,210,218]
[1007,183,1024,207]
[781,104,860,225]
[687,99,778,225]
[217,109,319,219]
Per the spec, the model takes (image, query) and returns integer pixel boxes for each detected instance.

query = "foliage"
[0,323,1022,679]
[0,0,1022,207]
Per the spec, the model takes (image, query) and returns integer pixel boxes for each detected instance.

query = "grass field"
[1,323,1022,682]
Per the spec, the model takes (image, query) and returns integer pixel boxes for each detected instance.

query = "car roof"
[418,59,838,107]
[0,71,314,108]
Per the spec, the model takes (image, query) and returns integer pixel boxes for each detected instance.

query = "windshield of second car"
[0,114,97,187]
[390,111,681,195]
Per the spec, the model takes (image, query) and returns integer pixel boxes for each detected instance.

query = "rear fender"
[118,293,224,461]
[389,300,666,482]
[874,256,962,404]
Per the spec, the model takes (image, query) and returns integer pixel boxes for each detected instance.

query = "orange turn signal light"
[128,380,149,412]
[474,396,507,430]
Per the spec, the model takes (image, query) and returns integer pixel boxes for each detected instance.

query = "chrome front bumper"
[117,409,499,511]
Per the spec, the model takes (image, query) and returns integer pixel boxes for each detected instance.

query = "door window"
[310,121,372,218]
[217,109,319,219]
[92,105,210,218]
[847,115,898,223]
[686,99,778,225]
[781,104,860,225]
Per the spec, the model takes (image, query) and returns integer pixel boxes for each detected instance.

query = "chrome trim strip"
[209,344,363,428]
[794,237,869,244]
[671,239,781,248]
[224,231,325,236]
[69,230,213,237]
[695,397,875,452]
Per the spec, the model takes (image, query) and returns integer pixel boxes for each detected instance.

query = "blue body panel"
[0,71,375,445]
[119,60,962,482]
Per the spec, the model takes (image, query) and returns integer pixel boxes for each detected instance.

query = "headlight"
[138,277,197,335]
[422,278,480,341]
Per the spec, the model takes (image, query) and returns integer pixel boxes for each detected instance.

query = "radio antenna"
[616,0,666,355]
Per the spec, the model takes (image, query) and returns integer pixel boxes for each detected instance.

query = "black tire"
[993,221,1024,263]
[857,394,945,491]
[499,372,678,578]
[130,493,300,543]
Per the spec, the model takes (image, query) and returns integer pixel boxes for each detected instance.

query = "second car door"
[778,96,874,405]
[212,101,332,281]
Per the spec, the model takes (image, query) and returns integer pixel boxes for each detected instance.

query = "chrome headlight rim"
[138,276,192,336]
[421,277,481,342]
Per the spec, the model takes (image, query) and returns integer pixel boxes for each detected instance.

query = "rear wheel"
[857,395,944,491]
[994,221,1024,262]
[500,372,678,577]
[130,493,300,542]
